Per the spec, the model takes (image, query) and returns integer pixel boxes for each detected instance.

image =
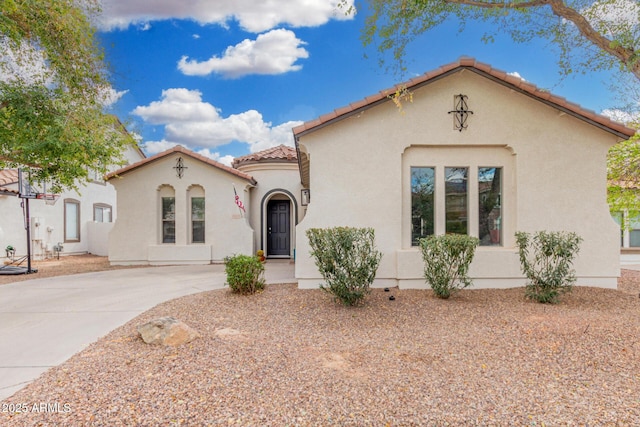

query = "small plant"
[307,227,382,306]
[419,234,479,299]
[224,254,265,295]
[515,231,583,304]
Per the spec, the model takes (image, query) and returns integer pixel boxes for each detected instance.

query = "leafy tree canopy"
[608,131,640,218]
[357,0,639,80]
[0,0,133,192]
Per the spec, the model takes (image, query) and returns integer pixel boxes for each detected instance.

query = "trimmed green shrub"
[224,254,265,295]
[419,234,480,299]
[515,231,582,304]
[306,227,383,306]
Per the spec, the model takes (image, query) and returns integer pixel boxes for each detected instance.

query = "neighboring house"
[104,58,635,290]
[106,144,303,265]
[293,57,636,289]
[617,211,640,265]
[611,180,640,265]
[0,144,145,259]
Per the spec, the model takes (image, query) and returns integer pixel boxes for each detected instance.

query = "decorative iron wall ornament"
[174,157,188,178]
[448,94,474,132]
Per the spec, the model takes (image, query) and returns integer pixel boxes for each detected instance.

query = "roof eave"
[292,60,637,141]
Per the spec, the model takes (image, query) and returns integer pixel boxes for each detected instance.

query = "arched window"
[158,185,175,244]
[188,185,205,244]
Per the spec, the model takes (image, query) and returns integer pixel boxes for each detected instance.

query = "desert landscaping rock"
[2,271,640,426]
[137,316,200,346]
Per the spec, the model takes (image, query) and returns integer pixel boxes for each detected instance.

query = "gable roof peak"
[292,56,636,139]
[106,145,256,184]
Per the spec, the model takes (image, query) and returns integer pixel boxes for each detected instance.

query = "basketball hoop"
[36,193,60,206]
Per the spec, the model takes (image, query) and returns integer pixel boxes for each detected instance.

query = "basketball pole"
[24,197,35,274]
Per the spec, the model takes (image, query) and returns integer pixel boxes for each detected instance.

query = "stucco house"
[105,58,635,290]
[293,57,636,289]
[106,144,303,265]
[0,144,144,260]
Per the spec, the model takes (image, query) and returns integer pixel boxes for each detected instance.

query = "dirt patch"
[0,254,144,285]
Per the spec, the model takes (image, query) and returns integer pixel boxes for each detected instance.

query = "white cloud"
[133,88,303,154]
[141,141,235,166]
[100,87,129,107]
[507,71,526,81]
[98,0,355,33]
[141,140,179,155]
[583,0,639,37]
[0,38,52,85]
[601,108,640,124]
[178,29,309,78]
[196,148,235,166]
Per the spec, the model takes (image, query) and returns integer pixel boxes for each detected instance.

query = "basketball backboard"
[18,169,46,199]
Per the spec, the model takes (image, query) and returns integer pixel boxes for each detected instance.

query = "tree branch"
[546,0,639,80]
[445,0,547,8]
[444,0,639,80]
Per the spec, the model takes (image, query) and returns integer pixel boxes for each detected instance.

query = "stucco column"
[174,185,187,246]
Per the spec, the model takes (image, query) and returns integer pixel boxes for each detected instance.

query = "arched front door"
[267,199,290,257]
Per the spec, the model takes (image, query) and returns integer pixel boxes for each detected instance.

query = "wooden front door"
[267,200,290,257]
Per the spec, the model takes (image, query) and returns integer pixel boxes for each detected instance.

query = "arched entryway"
[261,189,298,259]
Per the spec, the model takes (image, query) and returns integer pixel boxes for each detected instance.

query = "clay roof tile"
[292,57,636,139]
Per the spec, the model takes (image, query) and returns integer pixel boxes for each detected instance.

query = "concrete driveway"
[0,261,295,401]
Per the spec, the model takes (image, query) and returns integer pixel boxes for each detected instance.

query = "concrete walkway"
[0,261,295,401]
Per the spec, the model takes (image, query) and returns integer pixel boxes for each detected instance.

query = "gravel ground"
[1,269,640,426]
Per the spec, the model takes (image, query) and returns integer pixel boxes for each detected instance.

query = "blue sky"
[96,0,631,165]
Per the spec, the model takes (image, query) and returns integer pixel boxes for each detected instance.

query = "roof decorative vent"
[448,94,473,132]
[174,157,187,178]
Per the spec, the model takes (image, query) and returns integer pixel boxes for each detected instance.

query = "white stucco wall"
[0,145,143,260]
[295,69,623,289]
[108,152,254,265]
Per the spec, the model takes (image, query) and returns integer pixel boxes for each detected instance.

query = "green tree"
[608,131,640,219]
[0,0,132,191]
[358,0,639,80]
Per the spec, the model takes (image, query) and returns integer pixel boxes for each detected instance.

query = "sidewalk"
[0,261,295,401]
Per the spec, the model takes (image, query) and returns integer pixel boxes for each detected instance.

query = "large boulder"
[137,316,200,346]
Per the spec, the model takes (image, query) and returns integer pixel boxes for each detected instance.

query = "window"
[445,167,468,235]
[478,168,502,246]
[162,197,175,243]
[94,203,112,223]
[405,147,512,248]
[411,167,435,245]
[631,213,640,247]
[191,197,205,243]
[612,211,640,248]
[612,212,624,246]
[64,199,80,242]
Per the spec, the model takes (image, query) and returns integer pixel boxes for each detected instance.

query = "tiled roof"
[232,144,297,168]
[0,169,19,196]
[105,145,257,184]
[0,169,18,186]
[292,57,637,139]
